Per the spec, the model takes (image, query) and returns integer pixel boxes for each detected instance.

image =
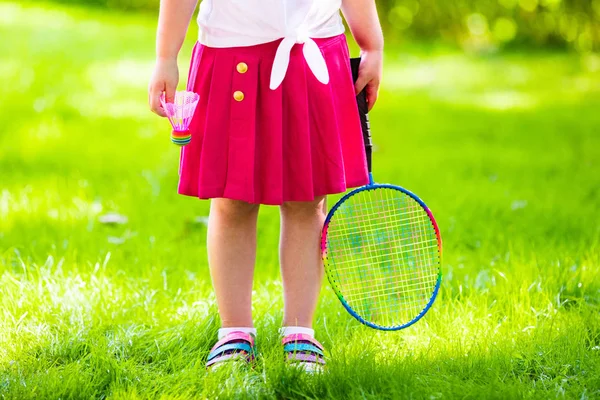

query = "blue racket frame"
[322,173,443,331]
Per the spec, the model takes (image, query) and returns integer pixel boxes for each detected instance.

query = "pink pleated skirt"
[178,34,369,205]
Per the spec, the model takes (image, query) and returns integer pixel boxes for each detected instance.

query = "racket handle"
[350,57,373,173]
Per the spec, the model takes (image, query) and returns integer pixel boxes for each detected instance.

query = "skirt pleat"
[282,52,314,202]
[255,58,284,204]
[178,34,369,205]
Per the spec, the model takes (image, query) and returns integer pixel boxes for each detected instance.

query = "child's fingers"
[366,82,379,111]
[354,74,369,95]
[164,83,176,104]
[354,69,369,94]
[149,83,167,117]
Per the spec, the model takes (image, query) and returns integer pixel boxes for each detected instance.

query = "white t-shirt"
[197,0,346,89]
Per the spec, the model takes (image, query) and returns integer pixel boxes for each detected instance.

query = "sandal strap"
[281,333,324,351]
[208,342,253,361]
[287,352,325,364]
[206,351,249,367]
[283,342,324,356]
[210,331,254,352]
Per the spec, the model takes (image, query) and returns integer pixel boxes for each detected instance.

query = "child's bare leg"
[279,196,327,328]
[207,198,259,328]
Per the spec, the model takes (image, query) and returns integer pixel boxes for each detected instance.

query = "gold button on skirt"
[233,90,245,101]
[236,62,248,74]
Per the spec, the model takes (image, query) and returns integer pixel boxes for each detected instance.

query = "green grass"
[1,2,600,399]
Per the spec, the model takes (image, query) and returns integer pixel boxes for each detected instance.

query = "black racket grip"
[350,57,373,173]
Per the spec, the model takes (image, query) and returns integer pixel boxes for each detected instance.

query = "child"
[149,0,383,372]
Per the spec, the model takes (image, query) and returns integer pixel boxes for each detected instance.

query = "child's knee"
[280,196,326,218]
[211,198,259,219]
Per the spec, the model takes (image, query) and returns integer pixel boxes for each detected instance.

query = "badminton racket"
[321,58,442,331]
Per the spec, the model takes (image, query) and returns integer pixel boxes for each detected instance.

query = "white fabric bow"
[269,27,330,90]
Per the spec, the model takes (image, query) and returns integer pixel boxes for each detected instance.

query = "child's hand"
[148,57,179,117]
[354,50,383,111]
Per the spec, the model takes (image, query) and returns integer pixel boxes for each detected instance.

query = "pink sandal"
[206,331,256,369]
[282,333,326,372]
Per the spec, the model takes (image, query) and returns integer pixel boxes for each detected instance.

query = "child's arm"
[341,0,384,110]
[149,0,198,117]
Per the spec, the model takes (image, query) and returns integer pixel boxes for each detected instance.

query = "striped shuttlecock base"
[171,130,192,146]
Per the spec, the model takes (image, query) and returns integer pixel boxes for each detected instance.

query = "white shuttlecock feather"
[160,91,199,133]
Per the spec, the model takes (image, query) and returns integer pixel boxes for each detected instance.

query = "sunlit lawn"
[1,2,599,399]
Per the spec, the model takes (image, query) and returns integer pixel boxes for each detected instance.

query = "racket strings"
[340,272,440,297]
[324,187,441,329]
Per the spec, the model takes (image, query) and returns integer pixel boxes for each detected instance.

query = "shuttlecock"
[160,91,200,146]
